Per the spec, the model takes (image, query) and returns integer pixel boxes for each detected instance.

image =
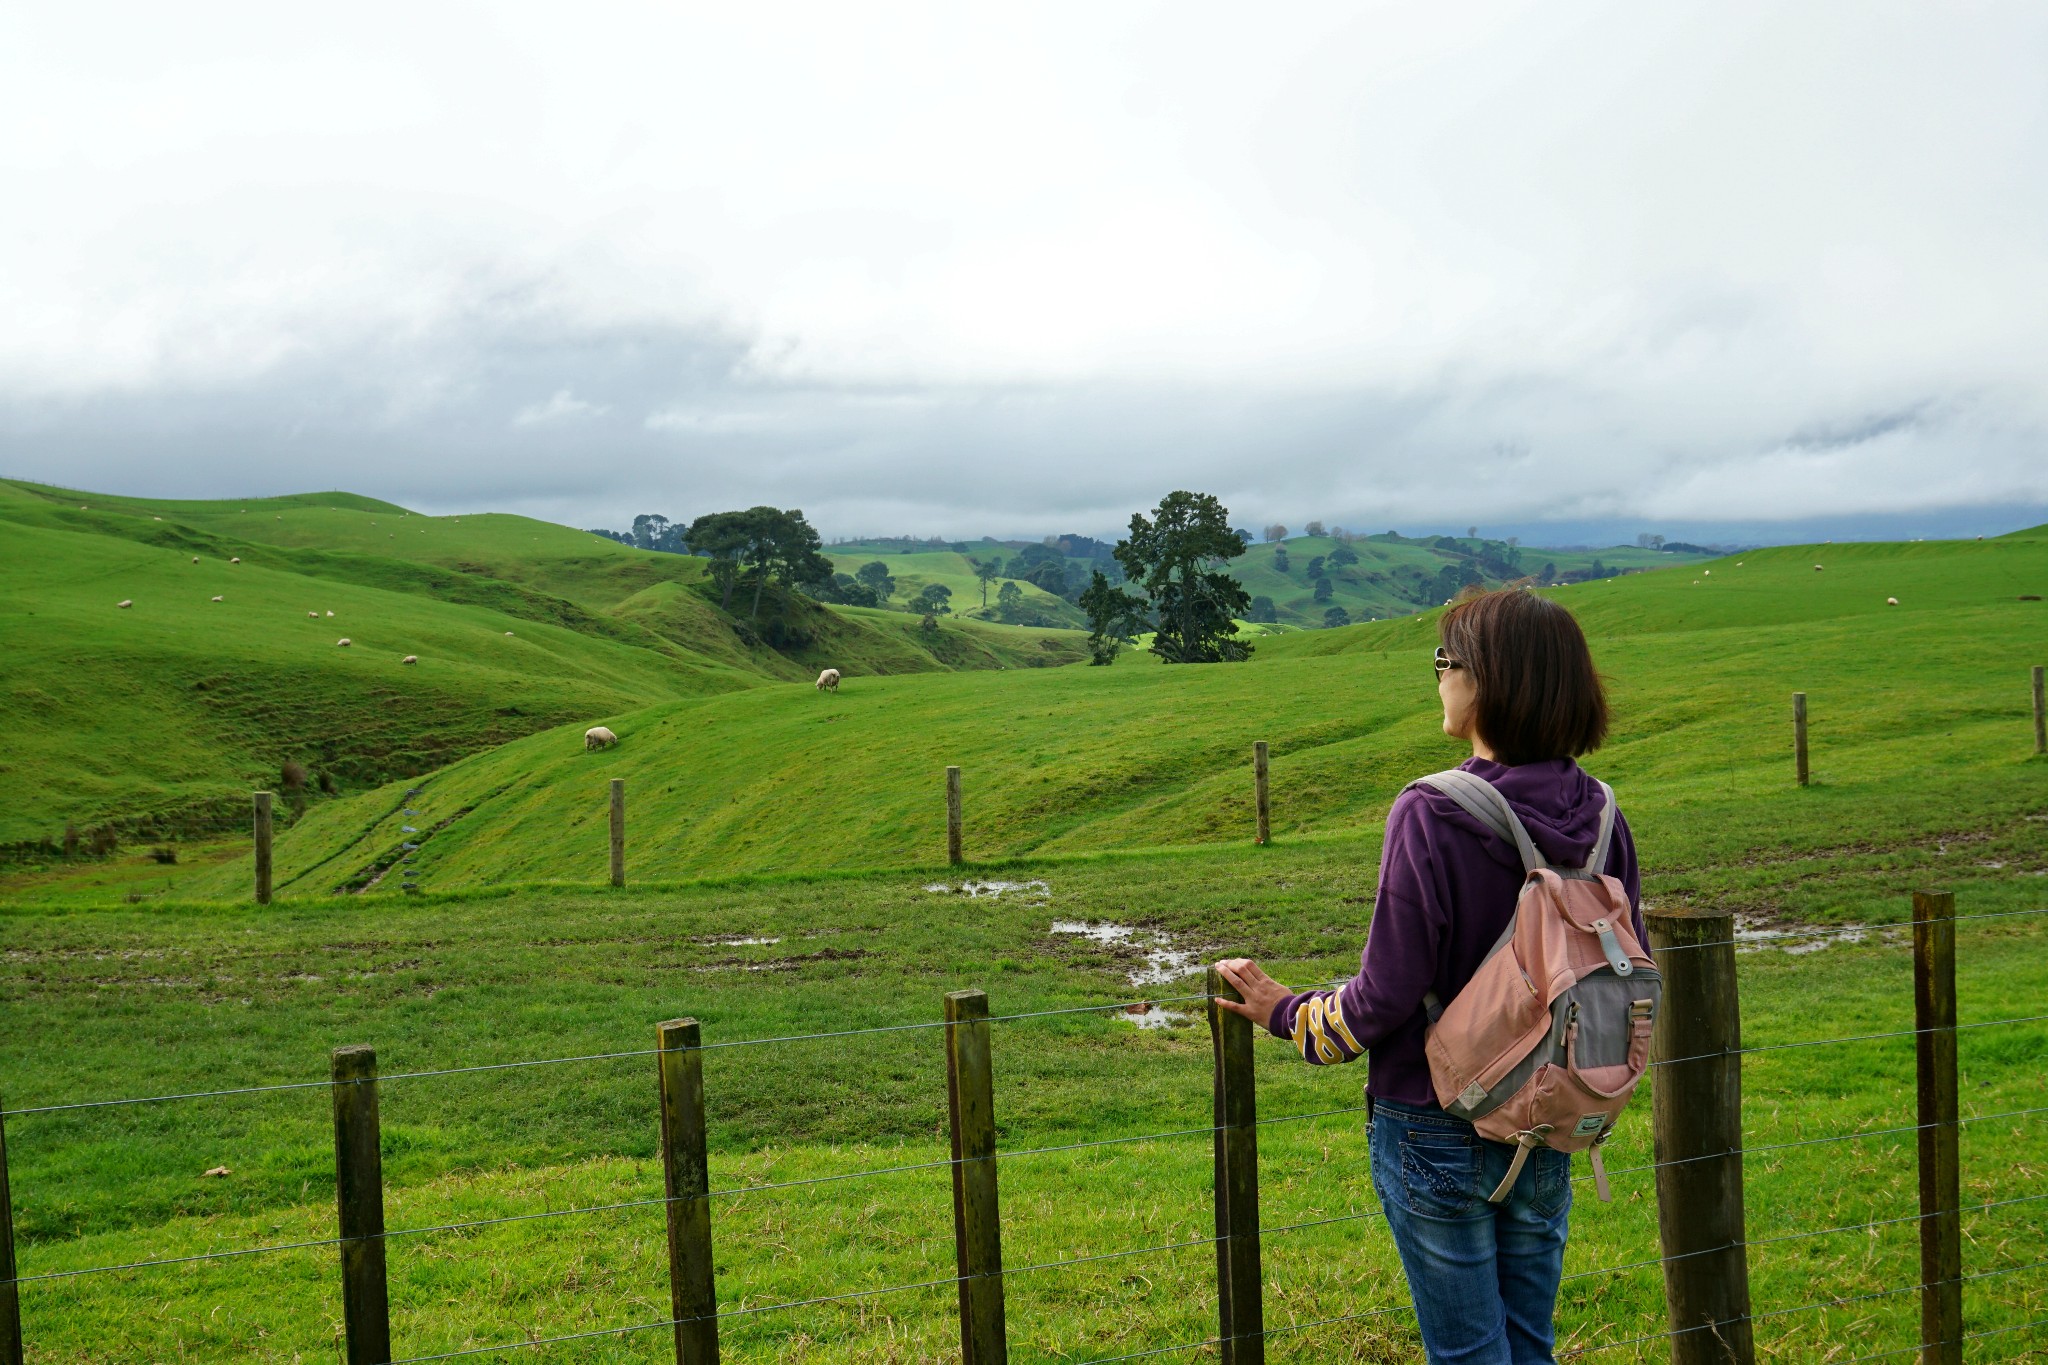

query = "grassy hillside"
[1,527,2045,1360]
[120,530,2048,904]
[0,481,1089,860]
[826,545,1089,627]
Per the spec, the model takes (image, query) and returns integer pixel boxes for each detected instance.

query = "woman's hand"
[1214,958,1293,1029]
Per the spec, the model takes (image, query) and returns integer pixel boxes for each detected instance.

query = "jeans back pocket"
[1398,1130,1484,1219]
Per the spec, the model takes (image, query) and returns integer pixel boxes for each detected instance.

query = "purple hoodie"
[1266,756,1643,1107]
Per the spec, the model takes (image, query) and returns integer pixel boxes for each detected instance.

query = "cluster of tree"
[683,507,834,619]
[587,513,691,553]
[1081,491,1251,665]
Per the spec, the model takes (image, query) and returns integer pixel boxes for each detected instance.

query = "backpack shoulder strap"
[1411,769,1544,873]
[1583,780,1618,876]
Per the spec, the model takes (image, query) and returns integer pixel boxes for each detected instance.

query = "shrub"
[281,760,308,790]
[149,846,178,865]
[62,825,80,858]
[318,771,338,795]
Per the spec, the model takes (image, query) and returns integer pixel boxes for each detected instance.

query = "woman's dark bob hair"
[1440,588,1608,766]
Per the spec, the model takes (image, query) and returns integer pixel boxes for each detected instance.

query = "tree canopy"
[684,507,833,618]
[1113,490,1251,664]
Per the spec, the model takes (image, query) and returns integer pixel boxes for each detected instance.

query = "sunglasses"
[1433,646,1464,678]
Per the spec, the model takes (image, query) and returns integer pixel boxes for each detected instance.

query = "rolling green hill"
[136,528,2048,903]
[0,481,1089,857]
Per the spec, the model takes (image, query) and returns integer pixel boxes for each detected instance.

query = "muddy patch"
[1050,920,1203,988]
[1733,915,1906,955]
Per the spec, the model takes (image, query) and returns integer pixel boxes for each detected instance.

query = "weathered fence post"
[1792,692,1809,787]
[2032,665,2045,755]
[331,1045,391,1365]
[1645,911,1755,1365]
[657,1019,718,1365]
[253,791,274,905]
[1206,967,1264,1365]
[1252,742,1270,845]
[944,989,1006,1365]
[946,766,964,867]
[609,778,626,888]
[0,1102,23,1365]
[1913,891,1962,1365]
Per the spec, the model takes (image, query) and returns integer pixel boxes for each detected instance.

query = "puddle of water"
[924,880,1050,899]
[1734,918,1886,955]
[1050,920,1204,987]
[1119,1004,1192,1030]
[702,936,781,946]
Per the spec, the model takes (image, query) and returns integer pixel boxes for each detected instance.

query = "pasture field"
[0,480,1086,865]
[2,845,2044,1361]
[1,515,2043,1359]
[128,529,2048,902]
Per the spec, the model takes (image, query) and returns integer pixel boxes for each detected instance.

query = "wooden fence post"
[657,1019,718,1365]
[944,989,1006,1365]
[1645,911,1755,1365]
[331,1045,391,1365]
[946,767,964,867]
[1252,742,1270,845]
[0,1102,23,1365]
[1913,891,1962,1365]
[610,778,626,888]
[253,791,274,905]
[1792,692,1809,787]
[1206,967,1264,1365]
[2032,665,2045,756]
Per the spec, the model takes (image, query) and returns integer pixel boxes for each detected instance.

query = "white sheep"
[336,638,352,647]
[192,557,199,564]
[230,557,241,564]
[308,611,319,618]
[815,668,842,692]
[401,655,419,665]
[1813,564,1824,571]
[1887,597,1899,606]
[584,726,619,750]
[117,599,132,609]
[211,595,223,603]
[326,610,335,618]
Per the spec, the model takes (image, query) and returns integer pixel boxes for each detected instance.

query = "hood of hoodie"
[1434,756,1611,871]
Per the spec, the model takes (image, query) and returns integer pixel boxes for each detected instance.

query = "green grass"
[2,845,2043,1360]
[4,508,2046,1359]
[113,530,2048,904]
[826,547,1089,629]
[0,481,1092,861]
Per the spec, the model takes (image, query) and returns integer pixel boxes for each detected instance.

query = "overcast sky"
[3,1,2046,543]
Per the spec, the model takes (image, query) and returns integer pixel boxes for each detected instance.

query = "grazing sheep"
[505,630,515,636]
[1887,597,1899,606]
[585,726,619,751]
[1813,564,1824,571]
[325,610,335,618]
[191,557,199,564]
[401,655,418,665]
[230,557,241,564]
[815,668,842,692]
[210,595,223,603]
[117,599,132,609]
[308,611,319,618]
[336,638,352,647]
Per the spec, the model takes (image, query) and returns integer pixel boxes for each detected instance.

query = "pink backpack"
[1413,770,1661,1203]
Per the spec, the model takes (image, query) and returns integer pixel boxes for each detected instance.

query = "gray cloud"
[3,3,2047,543]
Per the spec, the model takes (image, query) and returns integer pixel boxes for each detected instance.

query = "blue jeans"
[1369,1098,1572,1364]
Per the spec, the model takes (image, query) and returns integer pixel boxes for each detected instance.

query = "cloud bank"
[2,1,2045,541]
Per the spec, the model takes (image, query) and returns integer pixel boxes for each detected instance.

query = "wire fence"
[1,902,2043,1362]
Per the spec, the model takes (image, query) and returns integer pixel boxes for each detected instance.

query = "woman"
[1216,587,1643,1364]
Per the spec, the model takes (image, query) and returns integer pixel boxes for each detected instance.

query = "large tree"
[1114,491,1252,663]
[684,507,832,618]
